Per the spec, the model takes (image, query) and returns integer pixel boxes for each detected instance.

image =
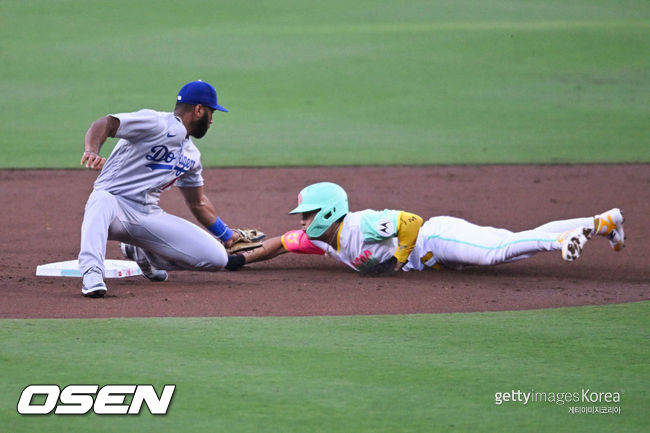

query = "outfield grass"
[1,302,648,432]
[1,0,649,167]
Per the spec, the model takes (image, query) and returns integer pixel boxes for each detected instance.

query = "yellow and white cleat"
[594,208,625,251]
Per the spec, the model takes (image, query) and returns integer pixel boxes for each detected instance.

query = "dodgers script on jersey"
[94,109,203,207]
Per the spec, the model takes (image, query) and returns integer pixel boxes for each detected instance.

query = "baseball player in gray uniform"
[79,80,244,298]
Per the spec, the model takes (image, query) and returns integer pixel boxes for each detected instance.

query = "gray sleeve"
[112,109,163,142]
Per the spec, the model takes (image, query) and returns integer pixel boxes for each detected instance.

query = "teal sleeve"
[360,209,400,241]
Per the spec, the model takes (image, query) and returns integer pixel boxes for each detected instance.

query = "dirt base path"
[0,165,647,318]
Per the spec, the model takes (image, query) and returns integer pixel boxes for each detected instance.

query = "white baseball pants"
[408,215,594,270]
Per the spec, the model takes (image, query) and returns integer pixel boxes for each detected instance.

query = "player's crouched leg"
[135,213,229,272]
[190,238,229,271]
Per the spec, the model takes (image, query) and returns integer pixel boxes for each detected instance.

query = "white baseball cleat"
[81,267,107,298]
[120,243,168,282]
[561,227,593,262]
[594,208,625,251]
[82,282,107,298]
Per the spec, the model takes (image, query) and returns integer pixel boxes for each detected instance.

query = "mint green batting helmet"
[289,182,349,238]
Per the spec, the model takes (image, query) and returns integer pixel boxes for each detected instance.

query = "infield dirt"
[0,165,647,318]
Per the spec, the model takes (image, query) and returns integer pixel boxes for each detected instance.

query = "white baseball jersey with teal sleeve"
[93,109,203,208]
[310,210,402,272]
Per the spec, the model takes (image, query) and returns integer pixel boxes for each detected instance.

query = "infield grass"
[1,302,648,432]
[1,0,649,167]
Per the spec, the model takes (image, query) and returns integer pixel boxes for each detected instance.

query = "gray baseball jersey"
[94,109,204,207]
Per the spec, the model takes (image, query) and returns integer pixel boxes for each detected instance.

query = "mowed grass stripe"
[246,19,650,34]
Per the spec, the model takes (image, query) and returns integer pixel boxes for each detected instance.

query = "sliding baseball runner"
[228,182,625,275]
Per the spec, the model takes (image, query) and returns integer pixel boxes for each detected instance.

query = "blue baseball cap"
[177,80,228,112]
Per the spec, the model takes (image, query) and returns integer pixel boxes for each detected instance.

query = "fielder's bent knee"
[195,243,228,271]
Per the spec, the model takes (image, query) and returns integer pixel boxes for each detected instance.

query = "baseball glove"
[227,229,266,253]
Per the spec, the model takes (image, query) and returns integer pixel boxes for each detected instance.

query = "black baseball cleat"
[120,243,168,282]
